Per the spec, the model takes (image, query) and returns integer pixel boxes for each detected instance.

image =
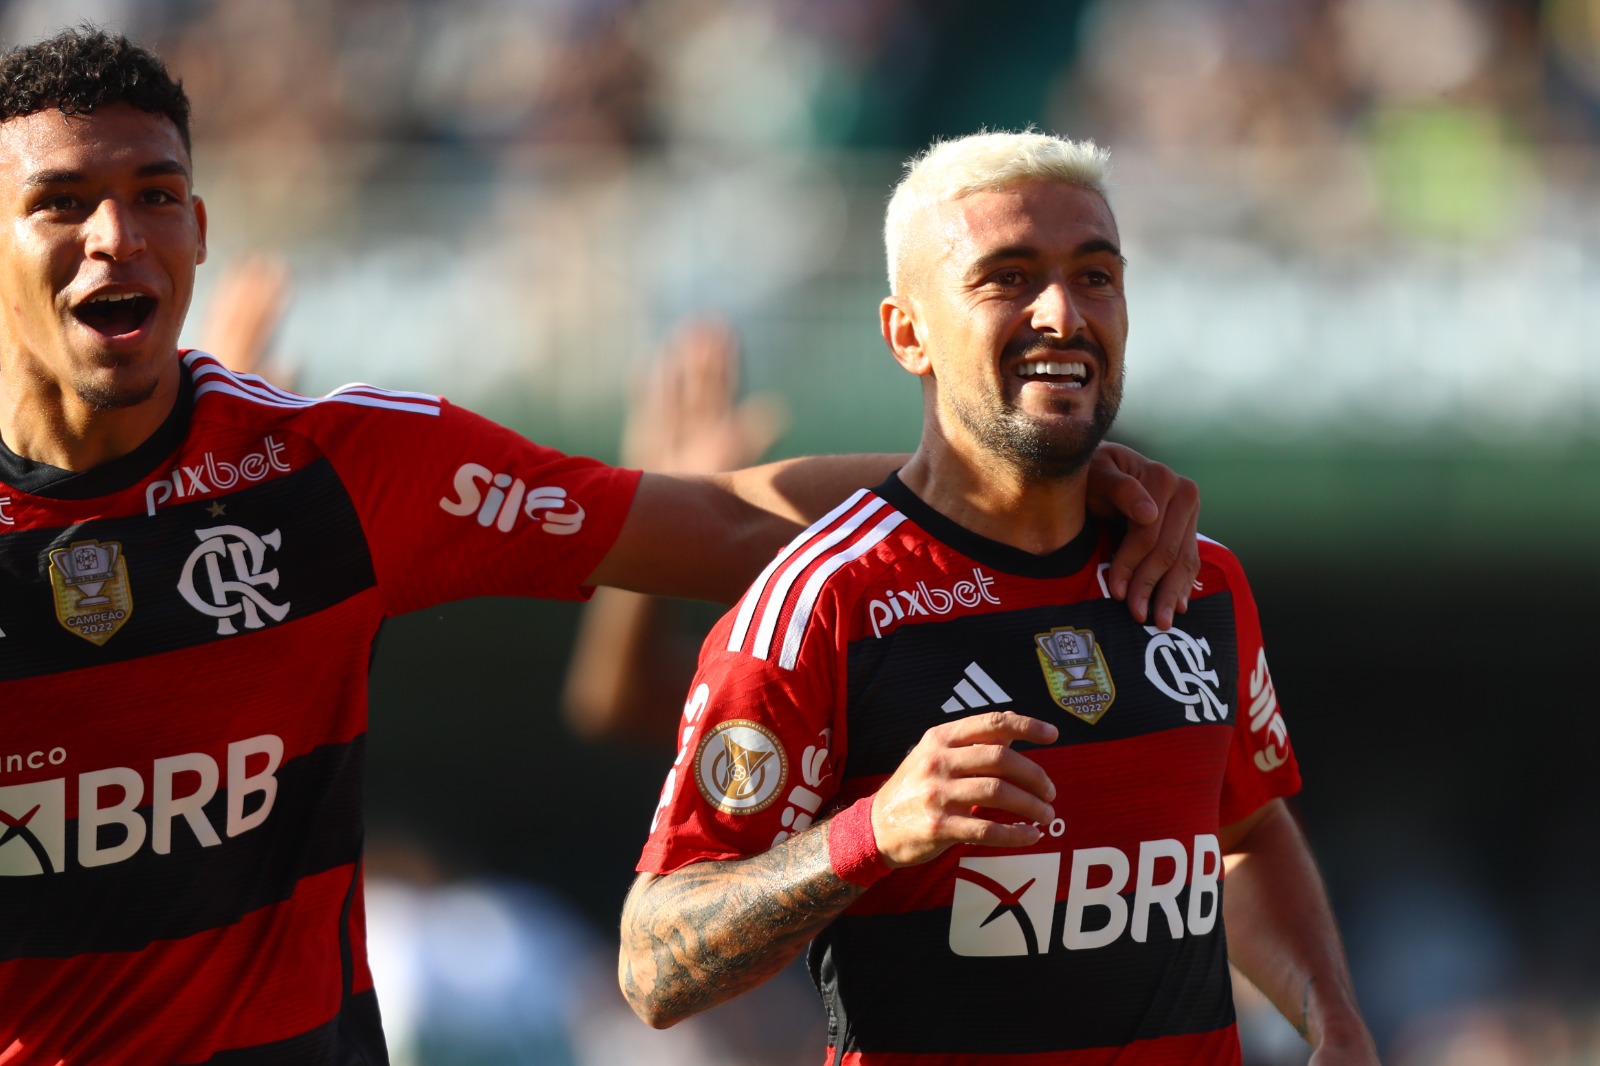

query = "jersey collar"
[0,363,194,500]
[873,471,1102,579]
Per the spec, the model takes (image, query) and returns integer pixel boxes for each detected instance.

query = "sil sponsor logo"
[770,730,832,847]
[145,436,292,515]
[1247,648,1290,772]
[439,463,586,535]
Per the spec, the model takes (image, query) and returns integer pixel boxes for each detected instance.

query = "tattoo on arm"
[1296,975,1316,1040]
[620,820,865,1025]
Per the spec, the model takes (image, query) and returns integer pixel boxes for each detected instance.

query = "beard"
[74,368,162,411]
[951,338,1124,481]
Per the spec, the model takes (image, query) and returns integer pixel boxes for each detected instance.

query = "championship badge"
[48,539,133,645]
[693,719,788,815]
[1034,626,1116,724]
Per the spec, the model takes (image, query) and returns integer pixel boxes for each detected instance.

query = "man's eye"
[1083,270,1114,286]
[140,188,178,204]
[37,195,78,212]
[992,269,1024,287]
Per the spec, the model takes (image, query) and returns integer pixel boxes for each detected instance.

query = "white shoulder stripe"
[193,379,443,416]
[776,510,906,670]
[727,489,870,652]
[185,351,442,415]
[749,495,889,661]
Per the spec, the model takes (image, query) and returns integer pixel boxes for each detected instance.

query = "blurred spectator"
[564,318,786,747]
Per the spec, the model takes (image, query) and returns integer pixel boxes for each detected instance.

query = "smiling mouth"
[1015,360,1090,387]
[74,293,156,337]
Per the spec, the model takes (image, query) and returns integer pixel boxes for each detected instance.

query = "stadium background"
[21,0,1600,1061]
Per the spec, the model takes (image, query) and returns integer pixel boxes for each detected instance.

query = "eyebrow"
[965,238,1126,280]
[23,159,191,188]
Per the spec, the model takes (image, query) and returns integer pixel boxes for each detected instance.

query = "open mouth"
[74,292,156,337]
[1015,359,1090,388]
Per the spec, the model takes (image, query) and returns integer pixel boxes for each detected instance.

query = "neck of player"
[0,358,182,472]
[897,439,1089,556]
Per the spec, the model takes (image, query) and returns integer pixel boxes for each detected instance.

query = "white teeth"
[1016,360,1087,379]
[89,292,142,303]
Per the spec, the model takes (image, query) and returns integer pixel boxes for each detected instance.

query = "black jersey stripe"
[812,891,1235,1056]
[0,458,376,683]
[0,736,366,961]
[842,593,1238,778]
[179,989,388,1066]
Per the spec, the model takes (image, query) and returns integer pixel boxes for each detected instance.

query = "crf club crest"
[1034,625,1116,724]
[48,539,133,646]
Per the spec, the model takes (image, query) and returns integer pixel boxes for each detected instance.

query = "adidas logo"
[941,662,1012,714]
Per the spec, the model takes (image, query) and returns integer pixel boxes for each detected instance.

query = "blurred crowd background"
[15,0,1600,1062]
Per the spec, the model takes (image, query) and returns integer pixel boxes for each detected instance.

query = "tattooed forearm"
[1296,975,1315,1039]
[619,820,866,1027]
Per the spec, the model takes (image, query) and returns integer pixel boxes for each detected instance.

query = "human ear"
[880,295,930,376]
[193,195,208,265]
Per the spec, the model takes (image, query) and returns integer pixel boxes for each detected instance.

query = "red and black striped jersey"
[638,474,1300,1066]
[0,352,640,1065]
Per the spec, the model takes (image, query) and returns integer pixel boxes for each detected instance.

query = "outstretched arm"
[588,444,1200,613]
[1221,800,1379,1065]
[620,711,1059,1027]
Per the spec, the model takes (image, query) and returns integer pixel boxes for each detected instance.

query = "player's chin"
[73,362,166,411]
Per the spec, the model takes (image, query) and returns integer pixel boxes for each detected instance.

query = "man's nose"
[84,199,146,261]
[1029,278,1085,336]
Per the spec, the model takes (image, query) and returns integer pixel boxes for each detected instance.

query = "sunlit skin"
[0,102,207,471]
[880,182,1127,555]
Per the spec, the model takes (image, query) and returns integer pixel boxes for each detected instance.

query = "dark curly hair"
[0,26,190,152]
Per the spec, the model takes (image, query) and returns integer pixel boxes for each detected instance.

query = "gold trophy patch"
[1034,626,1116,724]
[48,539,133,646]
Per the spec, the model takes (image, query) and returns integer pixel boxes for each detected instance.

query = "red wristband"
[828,795,892,887]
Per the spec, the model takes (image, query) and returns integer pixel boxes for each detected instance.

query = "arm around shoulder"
[586,455,903,603]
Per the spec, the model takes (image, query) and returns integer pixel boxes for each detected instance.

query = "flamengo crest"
[1034,626,1116,724]
[177,525,290,636]
[48,539,134,645]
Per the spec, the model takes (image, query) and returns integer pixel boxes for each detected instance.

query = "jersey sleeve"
[1207,541,1302,827]
[314,398,641,616]
[637,598,844,876]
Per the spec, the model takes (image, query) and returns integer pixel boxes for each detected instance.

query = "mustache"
[1004,334,1105,366]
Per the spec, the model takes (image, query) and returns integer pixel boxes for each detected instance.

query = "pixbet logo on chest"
[145,436,292,515]
[867,567,1000,638]
[0,735,283,877]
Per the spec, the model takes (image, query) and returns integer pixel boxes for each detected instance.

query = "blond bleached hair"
[884,129,1112,291]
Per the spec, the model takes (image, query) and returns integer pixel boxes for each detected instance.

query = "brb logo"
[178,525,291,636]
[0,735,282,877]
[439,463,585,536]
[867,567,1000,638]
[0,497,13,525]
[1144,625,1229,723]
[949,835,1221,957]
[145,436,292,515]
